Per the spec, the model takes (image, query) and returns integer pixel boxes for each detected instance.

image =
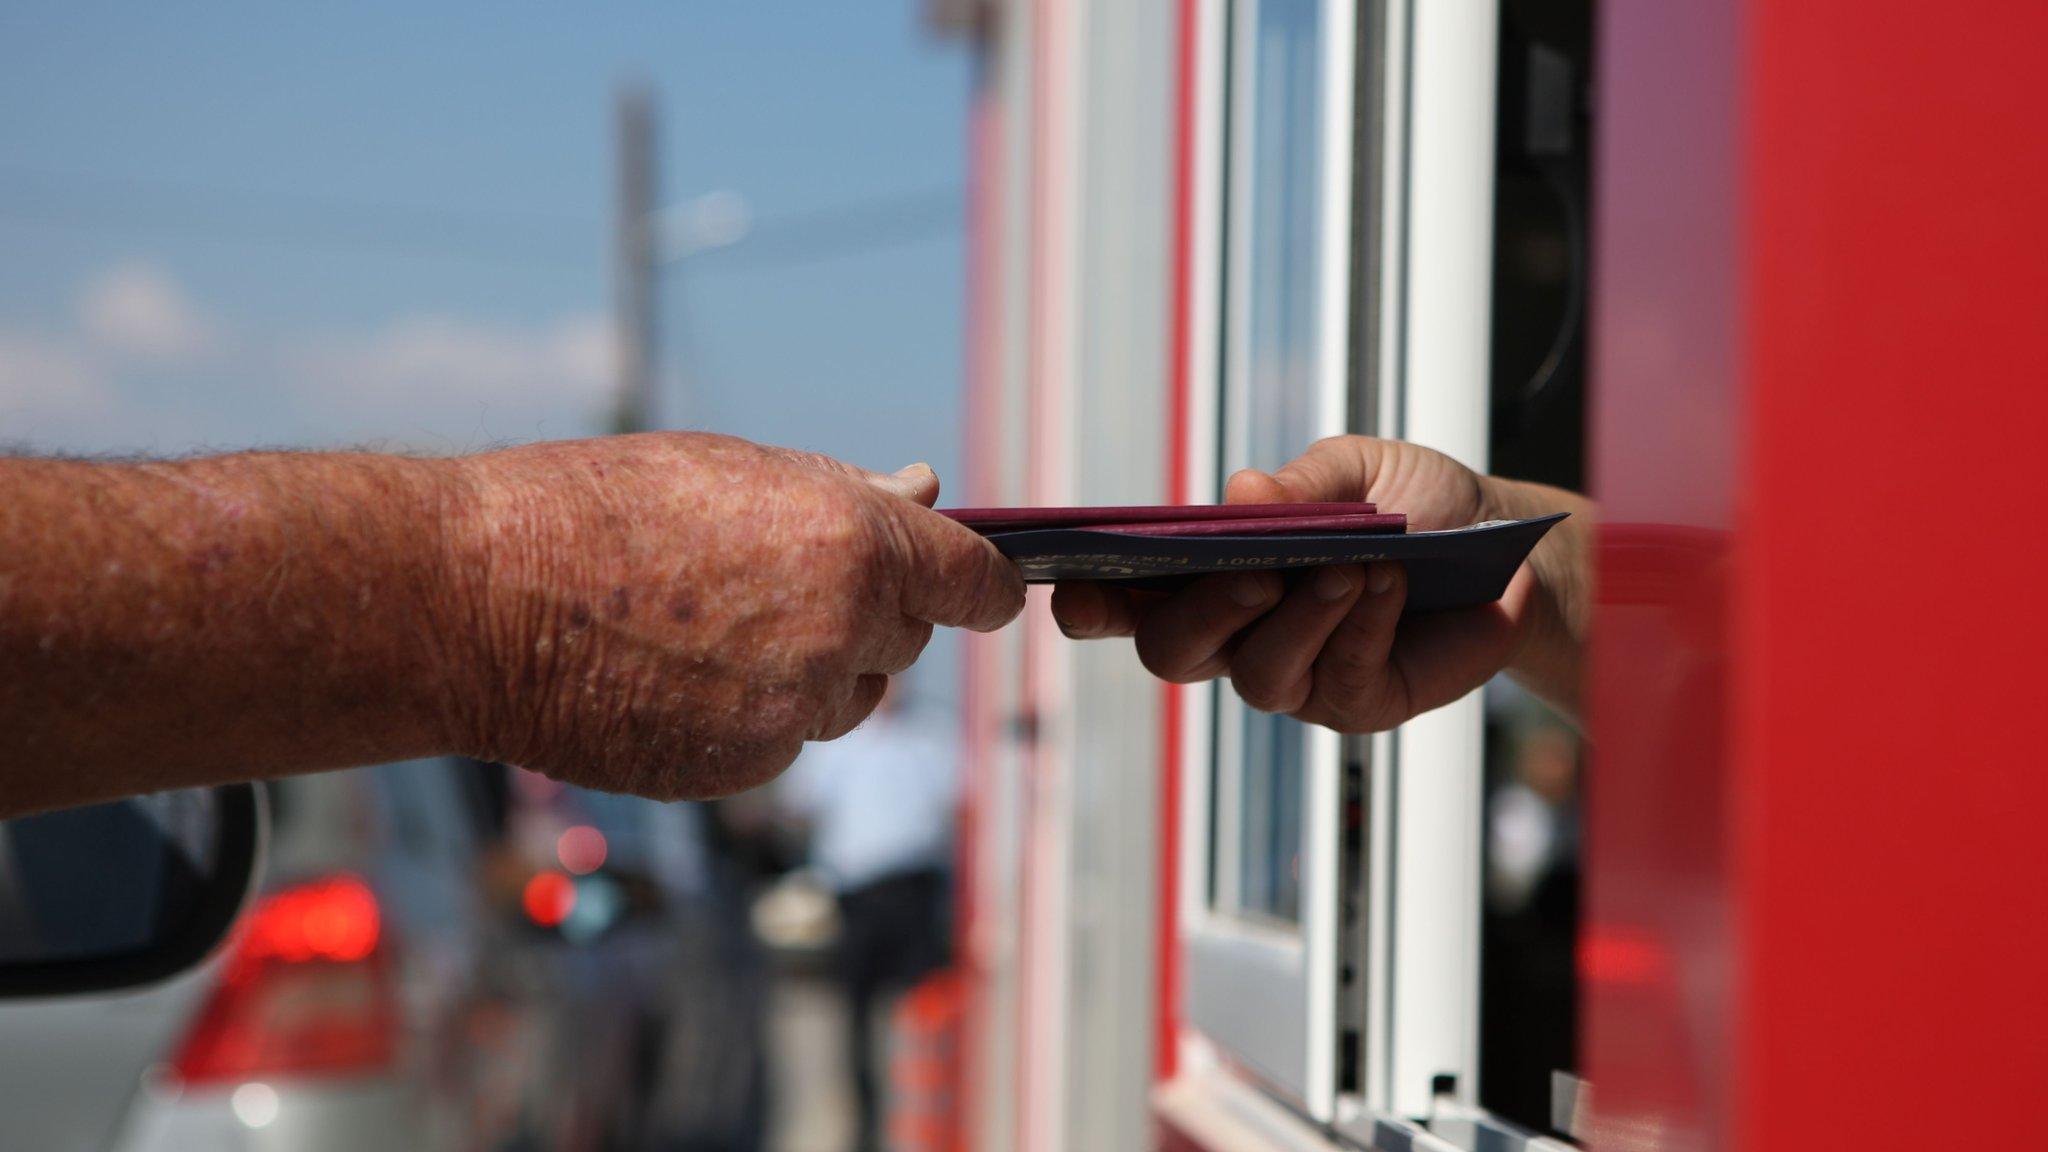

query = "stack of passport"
[942,503,1565,612]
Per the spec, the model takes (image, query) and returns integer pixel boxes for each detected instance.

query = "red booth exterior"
[941,2,2048,1149]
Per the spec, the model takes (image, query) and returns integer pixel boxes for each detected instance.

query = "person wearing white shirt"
[778,682,958,1152]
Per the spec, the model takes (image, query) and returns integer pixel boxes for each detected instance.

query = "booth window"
[1186,0,1588,1134]
[1219,0,1327,925]
[1182,0,1356,1117]
[1475,1,1591,1134]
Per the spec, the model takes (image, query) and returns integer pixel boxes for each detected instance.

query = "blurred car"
[0,759,769,1152]
[488,776,769,1152]
[0,760,541,1152]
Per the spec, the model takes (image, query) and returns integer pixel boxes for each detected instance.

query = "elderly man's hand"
[443,433,1024,799]
[1050,436,1587,730]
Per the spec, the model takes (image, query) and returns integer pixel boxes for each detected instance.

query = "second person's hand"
[1049,435,1588,730]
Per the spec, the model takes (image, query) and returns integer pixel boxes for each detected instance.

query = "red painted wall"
[1738,0,2048,1144]
[1591,1,2048,1147]
[1586,0,1741,1139]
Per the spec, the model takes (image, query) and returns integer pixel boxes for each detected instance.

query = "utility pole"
[613,85,657,434]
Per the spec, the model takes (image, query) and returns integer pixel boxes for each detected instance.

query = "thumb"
[771,448,941,508]
[1225,468,1293,505]
[1270,436,1386,502]
[865,462,941,508]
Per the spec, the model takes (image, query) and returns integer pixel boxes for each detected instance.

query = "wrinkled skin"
[1050,435,1590,731]
[444,433,1025,799]
[0,433,1024,817]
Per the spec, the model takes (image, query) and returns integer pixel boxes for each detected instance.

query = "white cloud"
[76,262,220,365]
[0,327,114,427]
[288,312,611,405]
[3,258,613,452]
[281,313,614,438]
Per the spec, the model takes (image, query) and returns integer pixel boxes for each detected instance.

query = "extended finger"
[1052,582,1149,639]
[1227,565,1367,713]
[1132,571,1285,683]
[890,504,1028,632]
[1294,561,1409,731]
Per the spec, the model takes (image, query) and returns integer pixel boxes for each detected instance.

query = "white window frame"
[1180,0,1357,1123]
[1349,0,1498,1122]
[1180,0,1501,1128]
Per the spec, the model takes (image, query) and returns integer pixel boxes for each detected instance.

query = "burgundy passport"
[1082,512,1407,537]
[941,501,1378,532]
[940,502,1567,613]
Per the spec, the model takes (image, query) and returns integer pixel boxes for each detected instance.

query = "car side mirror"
[0,784,264,998]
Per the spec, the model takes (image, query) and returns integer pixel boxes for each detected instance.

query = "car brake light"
[169,874,397,1085]
[522,870,576,928]
[556,825,607,875]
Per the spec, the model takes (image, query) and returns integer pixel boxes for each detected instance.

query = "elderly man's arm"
[0,434,1025,817]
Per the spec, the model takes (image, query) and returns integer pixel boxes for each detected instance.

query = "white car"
[0,763,546,1152]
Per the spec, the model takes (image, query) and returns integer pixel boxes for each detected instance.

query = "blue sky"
[0,1,973,485]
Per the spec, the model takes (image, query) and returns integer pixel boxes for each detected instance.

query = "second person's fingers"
[1132,571,1285,683]
[1226,565,1367,713]
[1052,582,1146,638]
[1293,561,1409,731]
[1266,435,1386,503]
[1224,467,1295,505]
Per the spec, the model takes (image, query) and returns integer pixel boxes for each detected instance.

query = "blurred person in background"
[1479,710,1581,1126]
[778,679,958,1152]
[1487,719,1579,915]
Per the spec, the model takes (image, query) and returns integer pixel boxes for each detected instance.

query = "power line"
[690,186,963,271]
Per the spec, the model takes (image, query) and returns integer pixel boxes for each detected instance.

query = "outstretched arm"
[0,434,1025,817]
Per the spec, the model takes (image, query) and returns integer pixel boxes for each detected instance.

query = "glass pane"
[0,791,216,964]
[1480,678,1582,1126]
[1229,0,1324,924]
[1245,0,1324,468]
[1477,2,1591,1122]
[1237,704,1306,919]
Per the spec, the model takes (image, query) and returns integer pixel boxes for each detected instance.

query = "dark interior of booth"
[1479,0,1591,1136]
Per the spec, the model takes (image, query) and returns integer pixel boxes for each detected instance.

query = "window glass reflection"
[1227,0,1323,924]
